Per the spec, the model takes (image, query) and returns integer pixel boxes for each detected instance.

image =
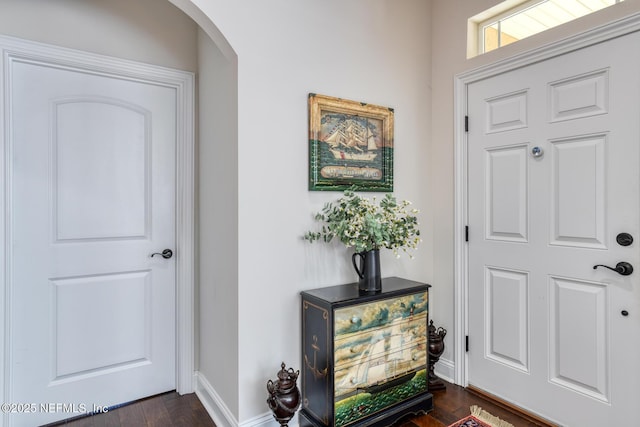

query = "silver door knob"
[151,249,173,259]
[531,146,543,158]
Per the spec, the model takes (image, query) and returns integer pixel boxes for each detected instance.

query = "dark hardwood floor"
[48,392,216,427]
[49,381,545,427]
[398,382,546,427]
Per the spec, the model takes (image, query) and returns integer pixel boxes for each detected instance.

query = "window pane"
[500,28,520,47]
[484,23,500,53]
[472,0,624,56]
[501,12,548,43]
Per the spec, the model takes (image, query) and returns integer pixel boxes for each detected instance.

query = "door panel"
[54,99,149,241]
[485,267,529,372]
[548,276,608,402]
[468,31,640,426]
[9,57,176,426]
[485,90,528,133]
[485,145,529,242]
[548,69,608,122]
[550,134,606,248]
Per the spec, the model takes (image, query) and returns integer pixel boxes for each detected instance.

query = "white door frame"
[0,35,195,410]
[453,12,640,386]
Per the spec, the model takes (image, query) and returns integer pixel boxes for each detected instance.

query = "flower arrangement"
[304,189,421,257]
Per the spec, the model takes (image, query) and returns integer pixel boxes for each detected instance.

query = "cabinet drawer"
[333,292,428,427]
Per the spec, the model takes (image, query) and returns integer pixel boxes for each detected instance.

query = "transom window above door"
[468,0,624,57]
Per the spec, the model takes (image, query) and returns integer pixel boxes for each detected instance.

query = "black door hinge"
[465,116,469,132]
[466,335,469,352]
[465,226,469,242]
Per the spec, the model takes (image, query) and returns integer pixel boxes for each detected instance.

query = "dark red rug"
[447,406,514,427]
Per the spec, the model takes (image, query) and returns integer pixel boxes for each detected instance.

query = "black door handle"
[593,262,633,276]
[151,249,173,259]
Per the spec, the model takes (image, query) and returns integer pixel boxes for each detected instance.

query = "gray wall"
[0,0,198,71]
[197,27,239,418]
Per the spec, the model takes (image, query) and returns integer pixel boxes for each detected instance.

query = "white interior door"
[467,32,640,426]
[8,53,177,426]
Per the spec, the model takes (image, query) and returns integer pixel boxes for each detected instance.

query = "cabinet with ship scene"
[300,277,433,427]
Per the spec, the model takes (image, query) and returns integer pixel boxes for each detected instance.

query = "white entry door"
[8,51,177,425]
[468,31,640,426]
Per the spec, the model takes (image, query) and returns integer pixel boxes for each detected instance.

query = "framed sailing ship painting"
[308,93,394,192]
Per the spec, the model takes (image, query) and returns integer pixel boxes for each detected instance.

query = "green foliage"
[304,189,421,257]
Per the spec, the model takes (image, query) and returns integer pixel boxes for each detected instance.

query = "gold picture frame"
[308,93,394,192]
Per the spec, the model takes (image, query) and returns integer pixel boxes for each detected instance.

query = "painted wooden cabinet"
[299,277,433,427]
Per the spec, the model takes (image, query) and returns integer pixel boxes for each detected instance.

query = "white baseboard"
[239,413,276,427]
[194,371,299,427]
[194,371,239,427]
[240,412,299,427]
[434,357,455,384]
